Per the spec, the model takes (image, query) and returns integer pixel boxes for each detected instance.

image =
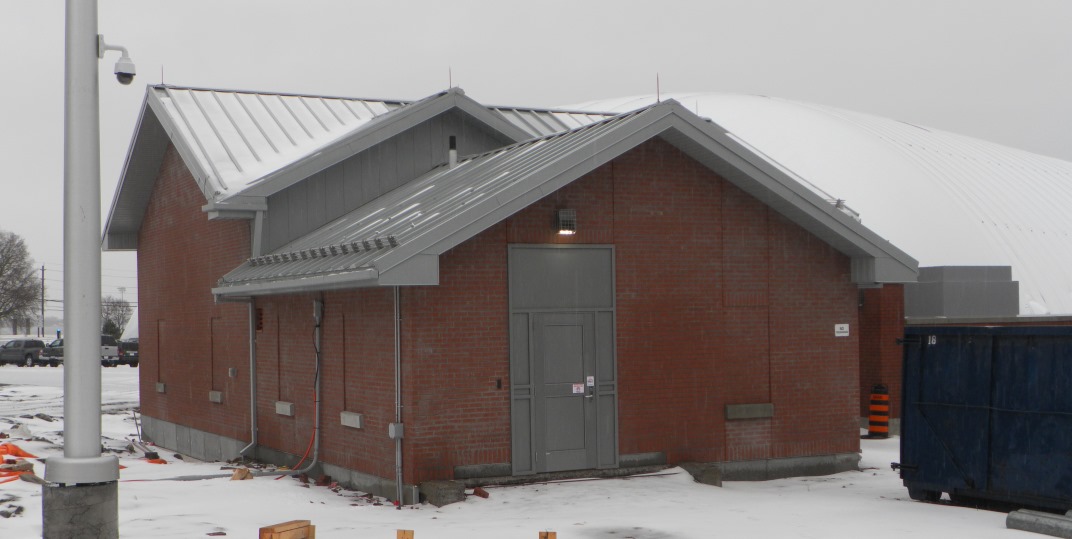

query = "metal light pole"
[42,1,131,536]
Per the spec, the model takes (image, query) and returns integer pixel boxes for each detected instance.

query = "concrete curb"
[1007,509,1072,538]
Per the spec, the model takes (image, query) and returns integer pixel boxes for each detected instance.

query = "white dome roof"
[571,94,1072,315]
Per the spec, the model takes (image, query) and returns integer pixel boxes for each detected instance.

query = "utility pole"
[42,1,132,536]
[39,265,44,338]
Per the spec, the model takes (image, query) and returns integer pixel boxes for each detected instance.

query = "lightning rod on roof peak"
[656,73,660,103]
[449,66,452,89]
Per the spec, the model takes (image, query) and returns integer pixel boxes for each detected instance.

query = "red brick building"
[105,86,916,503]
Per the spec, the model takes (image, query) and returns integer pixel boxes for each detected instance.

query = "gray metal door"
[509,245,618,475]
[533,312,597,472]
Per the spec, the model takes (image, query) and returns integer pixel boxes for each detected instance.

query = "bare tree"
[0,230,40,329]
[101,295,133,340]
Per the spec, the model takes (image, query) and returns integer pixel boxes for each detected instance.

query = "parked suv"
[118,339,139,367]
[40,335,124,367]
[0,339,47,367]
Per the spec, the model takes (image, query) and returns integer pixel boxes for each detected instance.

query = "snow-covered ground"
[0,366,1028,538]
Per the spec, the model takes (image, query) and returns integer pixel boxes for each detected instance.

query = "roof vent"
[448,136,458,169]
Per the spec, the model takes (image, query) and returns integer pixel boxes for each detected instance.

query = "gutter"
[212,268,378,300]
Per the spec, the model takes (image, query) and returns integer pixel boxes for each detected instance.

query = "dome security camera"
[114,55,136,85]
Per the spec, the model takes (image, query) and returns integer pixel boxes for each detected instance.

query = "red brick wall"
[144,137,862,484]
[138,144,251,441]
[393,138,859,482]
[252,289,398,479]
[859,285,905,419]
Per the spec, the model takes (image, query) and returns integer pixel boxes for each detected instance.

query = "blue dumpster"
[898,326,1072,510]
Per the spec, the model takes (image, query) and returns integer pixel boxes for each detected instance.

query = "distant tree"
[0,230,40,329]
[101,295,133,340]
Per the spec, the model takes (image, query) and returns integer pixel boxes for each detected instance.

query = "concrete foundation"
[719,452,860,481]
[42,481,118,539]
[142,414,858,504]
[141,414,419,504]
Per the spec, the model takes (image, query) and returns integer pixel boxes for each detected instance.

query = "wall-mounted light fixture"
[557,208,577,235]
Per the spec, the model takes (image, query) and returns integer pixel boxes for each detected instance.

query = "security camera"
[114,55,136,85]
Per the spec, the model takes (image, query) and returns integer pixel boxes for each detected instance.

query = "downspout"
[393,286,404,507]
[242,210,265,457]
[240,300,258,457]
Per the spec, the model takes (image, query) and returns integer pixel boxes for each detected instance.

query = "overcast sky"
[3,0,1071,333]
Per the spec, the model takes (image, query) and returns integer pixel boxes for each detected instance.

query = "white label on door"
[573,383,584,394]
[586,376,595,387]
[835,323,850,337]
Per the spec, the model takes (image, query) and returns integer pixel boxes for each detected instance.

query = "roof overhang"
[212,254,440,301]
[213,100,916,298]
[367,102,917,286]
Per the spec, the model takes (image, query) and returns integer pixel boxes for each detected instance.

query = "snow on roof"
[148,86,616,203]
[572,94,1072,315]
[149,86,407,199]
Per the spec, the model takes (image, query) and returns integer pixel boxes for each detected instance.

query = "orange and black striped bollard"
[866,384,890,438]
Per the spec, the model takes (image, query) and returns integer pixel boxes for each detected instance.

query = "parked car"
[40,335,124,367]
[0,339,48,367]
[41,339,64,365]
[100,335,120,367]
[118,338,139,367]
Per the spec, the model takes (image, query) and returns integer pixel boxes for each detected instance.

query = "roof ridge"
[152,83,412,105]
[457,101,671,165]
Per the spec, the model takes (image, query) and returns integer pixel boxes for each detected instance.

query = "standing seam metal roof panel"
[151,86,406,200]
[215,109,649,288]
[214,102,915,294]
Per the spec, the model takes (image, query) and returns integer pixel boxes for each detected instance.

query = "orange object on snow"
[0,443,37,458]
[146,458,168,464]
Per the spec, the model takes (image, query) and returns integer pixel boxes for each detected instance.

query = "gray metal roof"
[213,100,917,298]
[493,107,616,137]
[143,86,608,202]
[103,85,612,250]
[153,85,408,199]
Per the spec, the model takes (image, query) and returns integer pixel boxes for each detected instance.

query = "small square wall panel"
[340,411,363,429]
[275,401,295,417]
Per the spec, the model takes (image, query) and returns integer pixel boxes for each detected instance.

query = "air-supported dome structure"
[574,94,1072,315]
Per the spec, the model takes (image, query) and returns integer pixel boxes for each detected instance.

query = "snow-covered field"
[0,366,1026,538]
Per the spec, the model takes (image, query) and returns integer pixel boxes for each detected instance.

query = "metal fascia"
[103,88,154,250]
[202,196,268,221]
[661,104,918,278]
